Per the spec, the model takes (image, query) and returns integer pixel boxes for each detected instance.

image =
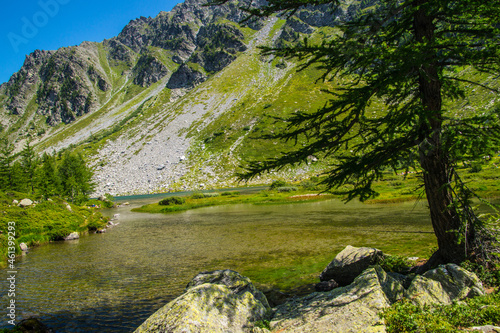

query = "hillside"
[0,0,498,196]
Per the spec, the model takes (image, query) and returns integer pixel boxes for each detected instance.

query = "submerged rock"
[134,270,270,333]
[271,265,404,333]
[15,317,53,332]
[320,245,384,285]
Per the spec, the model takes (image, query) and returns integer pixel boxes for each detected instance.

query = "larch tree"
[211,0,500,266]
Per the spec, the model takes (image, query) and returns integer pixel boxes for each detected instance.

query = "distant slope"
[0,0,497,196]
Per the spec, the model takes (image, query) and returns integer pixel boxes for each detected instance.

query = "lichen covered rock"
[270,265,404,333]
[134,270,270,333]
[186,269,270,309]
[406,264,485,306]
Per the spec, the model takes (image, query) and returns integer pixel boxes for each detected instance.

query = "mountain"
[0,0,495,196]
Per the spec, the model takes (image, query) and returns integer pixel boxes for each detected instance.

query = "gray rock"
[186,270,270,310]
[64,232,79,241]
[132,54,169,87]
[469,325,500,332]
[18,198,33,207]
[19,243,28,252]
[134,270,270,333]
[320,245,384,285]
[271,265,404,333]
[314,279,338,292]
[166,64,207,90]
[406,264,485,306]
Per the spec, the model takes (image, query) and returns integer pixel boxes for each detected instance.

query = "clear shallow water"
[0,197,435,332]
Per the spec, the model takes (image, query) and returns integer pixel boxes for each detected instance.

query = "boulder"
[18,198,33,207]
[320,245,384,285]
[406,264,485,306]
[270,265,404,333]
[12,199,19,205]
[19,243,29,252]
[64,232,79,241]
[186,270,270,309]
[134,270,270,333]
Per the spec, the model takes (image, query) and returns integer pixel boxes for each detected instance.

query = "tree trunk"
[413,0,467,265]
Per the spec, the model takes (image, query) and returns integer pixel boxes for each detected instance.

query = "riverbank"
[132,189,337,214]
[0,192,109,266]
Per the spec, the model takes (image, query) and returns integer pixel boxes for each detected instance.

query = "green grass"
[132,190,336,214]
[381,294,500,333]
[0,192,108,267]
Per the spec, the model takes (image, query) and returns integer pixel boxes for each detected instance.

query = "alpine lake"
[0,190,438,332]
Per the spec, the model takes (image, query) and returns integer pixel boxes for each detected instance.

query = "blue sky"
[0,0,183,84]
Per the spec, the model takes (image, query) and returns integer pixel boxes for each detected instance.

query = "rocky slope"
[0,0,368,196]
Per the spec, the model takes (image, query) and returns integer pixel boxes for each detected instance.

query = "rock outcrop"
[132,53,169,87]
[166,64,208,89]
[271,265,403,333]
[134,270,270,333]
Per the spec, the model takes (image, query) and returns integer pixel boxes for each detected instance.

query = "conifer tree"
[212,0,500,266]
[0,139,15,191]
[37,153,60,197]
[58,151,94,203]
[20,140,37,193]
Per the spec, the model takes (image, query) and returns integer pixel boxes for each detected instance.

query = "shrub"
[221,191,240,196]
[159,196,186,206]
[469,161,483,173]
[190,192,206,199]
[190,192,220,199]
[277,186,298,192]
[269,180,287,190]
[300,179,318,190]
[203,192,220,198]
[379,255,412,274]
[381,294,500,333]
[461,260,500,287]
